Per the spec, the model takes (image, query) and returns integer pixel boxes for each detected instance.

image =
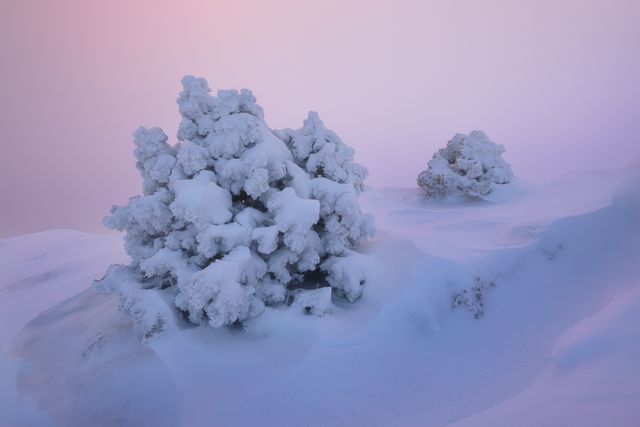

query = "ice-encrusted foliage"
[96,76,373,329]
[417,131,513,198]
[452,276,496,319]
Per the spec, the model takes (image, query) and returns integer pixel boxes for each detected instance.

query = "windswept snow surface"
[1,165,640,426]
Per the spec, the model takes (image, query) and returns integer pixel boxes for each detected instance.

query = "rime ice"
[97,76,373,330]
[417,131,513,198]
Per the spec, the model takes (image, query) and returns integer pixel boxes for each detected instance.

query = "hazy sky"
[1,0,639,237]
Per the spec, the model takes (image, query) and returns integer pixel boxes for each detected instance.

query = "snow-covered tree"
[417,131,513,198]
[95,76,373,332]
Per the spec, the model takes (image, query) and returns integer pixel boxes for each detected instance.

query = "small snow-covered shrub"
[451,276,496,319]
[95,76,373,329]
[417,131,513,198]
[539,235,565,261]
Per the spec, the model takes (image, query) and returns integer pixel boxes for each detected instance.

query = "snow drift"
[2,164,639,426]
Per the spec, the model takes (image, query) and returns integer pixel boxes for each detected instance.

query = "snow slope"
[1,165,639,426]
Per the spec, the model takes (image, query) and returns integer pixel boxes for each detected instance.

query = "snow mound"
[291,287,333,316]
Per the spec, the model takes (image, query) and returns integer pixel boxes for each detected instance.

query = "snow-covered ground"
[1,164,639,427]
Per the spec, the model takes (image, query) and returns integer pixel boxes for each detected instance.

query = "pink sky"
[1,0,639,237]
